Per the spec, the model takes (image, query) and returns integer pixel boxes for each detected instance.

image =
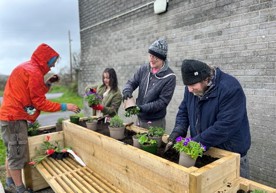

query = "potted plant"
[27,121,41,136]
[138,134,158,154]
[70,115,80,124]
[84,88,102,107]
[86,117,98,131]
[148,126,165,147]
[108,115,125,140]
[56,117,65,131]
[173,136,206,167]
[132,132,145,148]
[237,189,268,193]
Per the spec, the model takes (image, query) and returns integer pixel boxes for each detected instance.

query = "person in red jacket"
[0,43,80,193]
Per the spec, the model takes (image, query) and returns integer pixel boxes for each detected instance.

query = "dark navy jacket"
[172,68,251,156]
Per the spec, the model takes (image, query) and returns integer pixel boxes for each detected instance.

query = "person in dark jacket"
[167,59,251,178]
[122,38,176,129]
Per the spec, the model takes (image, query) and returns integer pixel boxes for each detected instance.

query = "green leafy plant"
[56,117,65,124]
[27,121,41,136]
[124,106,140,117]
[173,137,206,160]
[250,190,267,193]
[138,134,157,145]
[87,117,97,123]
[148,126,165,137]
[109,115,124,128]
[84,88,102,107]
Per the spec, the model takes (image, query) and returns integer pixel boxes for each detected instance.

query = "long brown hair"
[102,68,118,91]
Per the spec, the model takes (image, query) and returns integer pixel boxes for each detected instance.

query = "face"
[187,80,209,96]
[149,54,163,69]
[103,72,110,87]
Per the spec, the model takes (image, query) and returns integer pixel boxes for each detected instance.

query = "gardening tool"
[163,134,174,154]
[67,149,86,167]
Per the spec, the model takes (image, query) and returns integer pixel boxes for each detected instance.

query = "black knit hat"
[181,59,211,85]
[148,38,168,61]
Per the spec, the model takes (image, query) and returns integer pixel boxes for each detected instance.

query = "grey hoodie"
[123,61,176,121]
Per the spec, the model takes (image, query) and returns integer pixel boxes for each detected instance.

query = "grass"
[48,84,84,109]
[0,137,6,166]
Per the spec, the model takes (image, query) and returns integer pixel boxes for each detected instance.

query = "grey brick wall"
[78,0,276,188]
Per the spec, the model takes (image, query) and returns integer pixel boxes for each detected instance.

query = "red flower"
[28,161,36,165]
[46,135,50,142]
[46,149,55,155]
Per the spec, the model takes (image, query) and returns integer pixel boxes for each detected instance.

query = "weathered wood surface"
[36,157,122,193]
[23,131,64,191]
[63,120,192,193]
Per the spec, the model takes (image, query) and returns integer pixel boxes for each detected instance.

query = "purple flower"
[175,136,183,142]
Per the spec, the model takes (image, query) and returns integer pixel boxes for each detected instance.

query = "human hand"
[164,132,179,153]
[67,104,81,113]
[46,74,60,84]
[123,91,132,100]
[91,104,104,111]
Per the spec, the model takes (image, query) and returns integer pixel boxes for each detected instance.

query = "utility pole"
[68,30,73,82]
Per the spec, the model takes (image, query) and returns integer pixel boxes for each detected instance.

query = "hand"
[164,132,179,153]
[67,104,81,113]
[46,74,60,84]
[91,104,104,111]
[123,91,132,100]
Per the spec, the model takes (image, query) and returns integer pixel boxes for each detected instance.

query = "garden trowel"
[67,149,86,167]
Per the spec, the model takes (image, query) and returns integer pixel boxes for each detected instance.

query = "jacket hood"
[31,43,59,75]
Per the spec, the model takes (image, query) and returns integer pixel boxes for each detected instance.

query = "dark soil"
[79,120,218,168]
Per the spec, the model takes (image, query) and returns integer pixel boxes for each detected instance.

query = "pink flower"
[28,161,36,165]
[45,135,50,142]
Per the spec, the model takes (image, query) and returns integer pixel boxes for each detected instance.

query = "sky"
[0,0,80,75]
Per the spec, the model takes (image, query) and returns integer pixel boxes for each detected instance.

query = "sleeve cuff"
[61,103,67,111]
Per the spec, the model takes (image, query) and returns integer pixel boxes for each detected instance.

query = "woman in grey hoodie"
[123,38,176,129]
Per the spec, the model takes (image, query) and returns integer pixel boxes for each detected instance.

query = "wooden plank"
[63,120,191,193]
[23,132,64,190]
[214,177,276,193]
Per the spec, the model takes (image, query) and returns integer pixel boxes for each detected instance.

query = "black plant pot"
[50,152,69,160]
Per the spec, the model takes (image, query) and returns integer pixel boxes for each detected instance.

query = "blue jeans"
[240,154,250,178]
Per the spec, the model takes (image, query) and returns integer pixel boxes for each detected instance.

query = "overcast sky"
[0,0,80,75]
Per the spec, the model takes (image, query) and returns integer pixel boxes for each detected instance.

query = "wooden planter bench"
[215,177,276,193]
[23,120,276,193]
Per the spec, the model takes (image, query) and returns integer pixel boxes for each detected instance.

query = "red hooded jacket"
[0,43,62,122]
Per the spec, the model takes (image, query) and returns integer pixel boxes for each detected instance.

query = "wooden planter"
[23,121,276,193]
[22,127,64,191]
[216,177,276,193]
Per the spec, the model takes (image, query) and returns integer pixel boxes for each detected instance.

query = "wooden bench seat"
[36,157,122,193]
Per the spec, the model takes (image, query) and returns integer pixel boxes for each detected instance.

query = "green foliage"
[173,137,206,160]
[56,117,65,124]
[27,121,41,136]
[0,137,6,166]
[148,126,165,137]
[109,115,124,128]
[87,117,97,123]
[124,106,140,117]
[49,85,83,109]
[250,190,267,193]
[138,134,157,145]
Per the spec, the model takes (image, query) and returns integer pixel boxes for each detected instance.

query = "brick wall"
[78,0,276,187]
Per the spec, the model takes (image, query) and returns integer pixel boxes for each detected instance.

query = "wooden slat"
[63,121,192,193]
[35,157,122,193]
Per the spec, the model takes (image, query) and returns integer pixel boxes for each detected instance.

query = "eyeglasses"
[149,54,159,61]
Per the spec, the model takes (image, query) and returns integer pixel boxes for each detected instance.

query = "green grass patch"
[0,138,6,166]
[49,87,83,109]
